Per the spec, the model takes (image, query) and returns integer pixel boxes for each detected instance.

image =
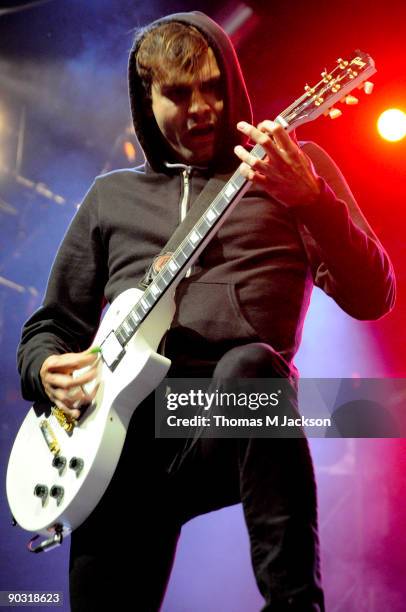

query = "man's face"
[151,47,224,166]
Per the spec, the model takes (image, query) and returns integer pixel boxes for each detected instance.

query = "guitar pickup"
[100,331,125,370]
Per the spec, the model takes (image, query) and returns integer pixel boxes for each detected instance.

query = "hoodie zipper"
[180,166,192,221]
[158,164,193,359]
[180,166,192,277]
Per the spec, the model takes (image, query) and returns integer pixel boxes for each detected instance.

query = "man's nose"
[189,87,210,115]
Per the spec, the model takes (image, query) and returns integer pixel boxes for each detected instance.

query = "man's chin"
[173,133,216,165]
[185,144,215,167]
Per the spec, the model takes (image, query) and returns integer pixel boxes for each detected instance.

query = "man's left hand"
[234,120,321,206]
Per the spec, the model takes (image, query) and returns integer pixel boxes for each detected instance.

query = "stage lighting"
[377,108,406,142]
[123,141,136,162]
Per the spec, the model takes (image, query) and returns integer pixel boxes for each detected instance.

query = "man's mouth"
[188,124,216,138]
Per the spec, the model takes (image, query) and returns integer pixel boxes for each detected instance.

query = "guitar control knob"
[52,455,66,474]
[34,484,48,504]
[69,457,84,476]
[50,485,64,505]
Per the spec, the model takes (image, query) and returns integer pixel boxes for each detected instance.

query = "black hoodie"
[17,11,395,401]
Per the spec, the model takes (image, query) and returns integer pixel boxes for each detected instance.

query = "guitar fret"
[134,307,144,323]
[205,208,217,222]
[174,251,186,265]
[232,172,246,188]
[154,276,166,291]
[189,230,200,244]
[128,312,139,325]
[116,328,127,345]
[137,303,147,317]
[180,241,193,257]
[196,219,211,235]
[122,320,132,335]
[150,283,160,297]
[213,197,228,215]
[161,269,173,284]
[252,144,265,160]
[145,289,157,305]
[224,182,237,199]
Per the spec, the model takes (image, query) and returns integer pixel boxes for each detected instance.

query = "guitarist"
[17,11,395,612]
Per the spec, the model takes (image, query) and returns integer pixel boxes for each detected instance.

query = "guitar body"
[6,287,175,536]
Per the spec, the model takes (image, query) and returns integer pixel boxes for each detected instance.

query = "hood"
[128,11,253,173]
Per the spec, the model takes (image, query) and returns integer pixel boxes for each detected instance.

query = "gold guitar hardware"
[51,406,77,433]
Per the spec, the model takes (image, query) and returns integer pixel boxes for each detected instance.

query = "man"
[17,11,395,612]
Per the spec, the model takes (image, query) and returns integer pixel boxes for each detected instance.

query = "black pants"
[69,343,325,612]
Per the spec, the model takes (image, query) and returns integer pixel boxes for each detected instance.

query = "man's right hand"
[40,350,100,420]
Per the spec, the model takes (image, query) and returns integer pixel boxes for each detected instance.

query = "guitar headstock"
[277,50,376,132]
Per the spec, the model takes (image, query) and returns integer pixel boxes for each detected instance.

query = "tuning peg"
[363,81,374,94]
[328,108,343,119]
[344,95,359,105]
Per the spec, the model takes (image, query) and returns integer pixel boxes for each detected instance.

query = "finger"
[238,161,255,181]
[72,380,99,403]
[52,386,83,409]
[84,382,99,403]
[237,121,272,148]
[54,351,99,373]
[258,120,298,157]
[237,121,290,168]
[53,398,81,420]
[71,363,100,387]
[234,145,268,173]
[45,350,99,373]
[44,364,98,391]
[238,162,273,189]
[44,372,77,390]
[50,384,96,414]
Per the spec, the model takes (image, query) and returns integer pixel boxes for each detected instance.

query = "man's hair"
[136,22,210,98]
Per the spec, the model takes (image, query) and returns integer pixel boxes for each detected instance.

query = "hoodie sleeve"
[17,181,108,401]
[294,142,396,320]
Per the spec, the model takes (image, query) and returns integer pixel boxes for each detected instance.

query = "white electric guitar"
[7,51,376,551]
